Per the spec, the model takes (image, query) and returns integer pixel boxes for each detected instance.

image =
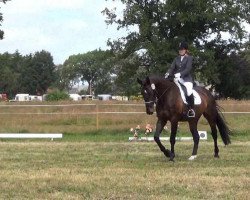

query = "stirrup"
[187,109,195,118]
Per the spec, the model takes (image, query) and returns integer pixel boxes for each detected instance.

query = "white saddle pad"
[175,82,201,105]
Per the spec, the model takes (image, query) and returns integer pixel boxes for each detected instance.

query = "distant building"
[69,94,82,101]
[98,94,112,101]
[81,95,94,100]
[14,94,43,101]
[29,95,43,101]
[112,96,129,101]
[15,94,29,101]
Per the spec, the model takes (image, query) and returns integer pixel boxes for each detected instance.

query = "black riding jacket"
[167,54,193,82]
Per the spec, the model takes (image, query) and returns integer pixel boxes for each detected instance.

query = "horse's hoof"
[169,153,175,162]
[188,155,197,161]
[170,152,175,158]
[164,150,171,158]
[214,154,220,158]
[164,152,170,158]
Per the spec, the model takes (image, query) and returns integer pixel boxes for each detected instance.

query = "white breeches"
[177,78,193,96]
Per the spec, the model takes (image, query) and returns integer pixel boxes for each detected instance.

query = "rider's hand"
[164,73,169,79]
[174,73,181,82]
[174,73,181,78]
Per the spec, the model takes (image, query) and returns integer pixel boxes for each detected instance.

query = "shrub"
[46,90,70,101]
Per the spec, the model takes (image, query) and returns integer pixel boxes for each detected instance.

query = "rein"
[144,84,172,104]
[155,85,172,102]
[155,85,171,103]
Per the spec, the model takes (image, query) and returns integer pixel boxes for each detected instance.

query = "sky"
[0,0,127,64]
[1,0,249,66]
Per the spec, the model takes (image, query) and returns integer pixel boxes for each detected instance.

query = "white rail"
[0,133,63,140]
[0,111,248,115]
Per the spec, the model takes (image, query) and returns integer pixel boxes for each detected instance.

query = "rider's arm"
[180,56,193,77]
[167,58,177,76]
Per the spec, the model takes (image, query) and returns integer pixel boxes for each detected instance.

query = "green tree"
[0,50,56,97]
[0,51,23,98]
[214,47,250,99]
[19,50,55,95]
[53,64,77,91]
[103,0,250,98]
[64,49,114,95]
[46,90,70,101]
[32,50,55,94]
[112,53,143,97]
[0,0,10,39]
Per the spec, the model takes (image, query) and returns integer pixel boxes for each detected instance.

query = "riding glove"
[174,73,181,78]
[174,73,181,81]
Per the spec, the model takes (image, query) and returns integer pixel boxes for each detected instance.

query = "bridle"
[144,84,172,105]
[144,100,155,104]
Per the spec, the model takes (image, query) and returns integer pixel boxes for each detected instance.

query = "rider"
[165,42,195,117]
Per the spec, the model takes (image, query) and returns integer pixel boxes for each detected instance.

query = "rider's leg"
[183,82,195,117]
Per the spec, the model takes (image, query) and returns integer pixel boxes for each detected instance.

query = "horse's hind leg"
[188,120,200,160]
[154,119,171,158]
[203,113,219,158]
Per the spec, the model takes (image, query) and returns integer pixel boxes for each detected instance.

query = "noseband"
[144,100,155,104]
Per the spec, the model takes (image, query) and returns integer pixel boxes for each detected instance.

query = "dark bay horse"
[137,76,231,161]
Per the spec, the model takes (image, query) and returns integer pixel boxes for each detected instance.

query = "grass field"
[0,135,249,199]
[0,100,249,199]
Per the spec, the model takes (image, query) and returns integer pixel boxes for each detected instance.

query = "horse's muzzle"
[147,111,154,115]
[146,107,154,115]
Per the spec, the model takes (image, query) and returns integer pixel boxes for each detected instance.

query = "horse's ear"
[146,76,151,85]
[137,78,142,85]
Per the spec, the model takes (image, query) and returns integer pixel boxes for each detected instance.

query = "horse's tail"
[216,105,231,145]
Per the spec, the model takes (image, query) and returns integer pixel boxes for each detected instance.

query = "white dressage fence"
[129,131,208,142]
[0,133,63,140]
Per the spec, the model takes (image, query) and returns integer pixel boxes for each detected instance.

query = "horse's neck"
[155,80,175,93]
[156,80,180,105]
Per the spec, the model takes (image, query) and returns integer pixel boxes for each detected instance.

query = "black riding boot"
[186,94,195,118]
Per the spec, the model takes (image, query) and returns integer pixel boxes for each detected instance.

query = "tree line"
[0,0,250,99]
[0,51,55,98]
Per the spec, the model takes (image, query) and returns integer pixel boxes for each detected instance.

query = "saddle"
[175,81,201,105]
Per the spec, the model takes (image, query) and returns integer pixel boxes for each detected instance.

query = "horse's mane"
[148,75,174,88]
[148,75,164,82]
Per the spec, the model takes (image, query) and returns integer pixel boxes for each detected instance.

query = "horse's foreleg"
[169,121,178,161]
[188,121,200,160]
[154,119,171,158]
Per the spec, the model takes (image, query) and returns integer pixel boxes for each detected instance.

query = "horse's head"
[137,76,156,115]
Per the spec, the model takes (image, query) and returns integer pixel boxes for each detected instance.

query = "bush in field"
[46,90,70,101]
[130,95,143,101]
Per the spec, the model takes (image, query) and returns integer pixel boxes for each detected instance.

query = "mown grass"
[0,134,249,199]
[0,100,249,199]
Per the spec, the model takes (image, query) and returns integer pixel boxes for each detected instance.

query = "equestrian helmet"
[179,42,188,50]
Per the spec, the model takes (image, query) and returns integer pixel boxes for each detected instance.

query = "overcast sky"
[0,0,126,64]
[1,1,249,65]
